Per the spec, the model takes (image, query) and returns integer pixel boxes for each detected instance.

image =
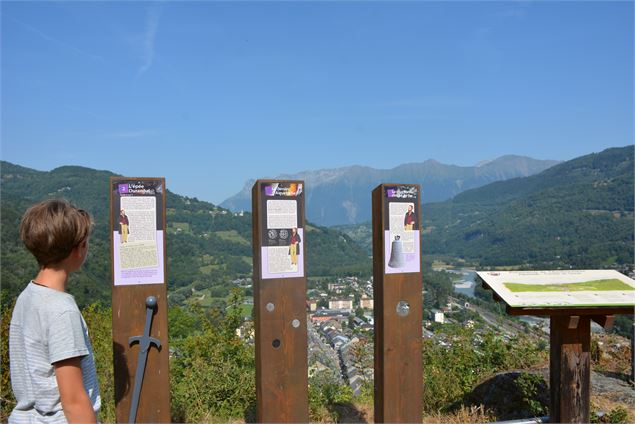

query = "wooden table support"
[550,315,591,423]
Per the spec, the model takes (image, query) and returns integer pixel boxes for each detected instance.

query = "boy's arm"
[54,357,97,424]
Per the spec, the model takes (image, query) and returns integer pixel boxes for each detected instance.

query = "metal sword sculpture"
[128,296,161,423]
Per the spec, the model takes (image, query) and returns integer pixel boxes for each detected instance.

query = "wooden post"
[550,315,591,423]
[372,184,423,423]
[252,180,308,423]
[110,178,170,423]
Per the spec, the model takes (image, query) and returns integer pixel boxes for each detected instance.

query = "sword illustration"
[128,296,161,424]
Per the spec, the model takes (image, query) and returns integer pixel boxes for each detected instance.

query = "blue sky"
[2,1,633,204]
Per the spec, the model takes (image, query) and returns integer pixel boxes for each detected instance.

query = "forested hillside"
[423,146,634,268]
[0,162,370,308]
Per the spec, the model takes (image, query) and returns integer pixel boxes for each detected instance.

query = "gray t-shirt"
[9,282,101,423]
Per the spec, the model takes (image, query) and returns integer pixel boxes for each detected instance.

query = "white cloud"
[137,4,163,78]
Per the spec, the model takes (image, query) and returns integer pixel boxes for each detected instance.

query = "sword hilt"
[129,336,161,352]
[128,296,162,351]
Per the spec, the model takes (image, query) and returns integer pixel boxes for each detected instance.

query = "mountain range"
[221,156,560,226]
[338,145,634,269]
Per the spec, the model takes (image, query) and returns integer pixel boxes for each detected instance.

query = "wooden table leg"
[549,315,590,423]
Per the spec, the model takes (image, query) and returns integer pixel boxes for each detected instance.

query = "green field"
[503,279,634,293]
[216,230,250,246]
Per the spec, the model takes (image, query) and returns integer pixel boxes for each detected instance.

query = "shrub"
[422,326,547,414]
[515,372,548,416]
[170,289,255,422]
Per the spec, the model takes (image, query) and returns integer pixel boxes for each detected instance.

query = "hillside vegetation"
[0,162,370,308]
[0,294,554,423]
[3,297,631,423]
[424,146,634,269]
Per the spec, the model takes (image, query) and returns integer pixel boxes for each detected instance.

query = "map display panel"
[477,270,635,308]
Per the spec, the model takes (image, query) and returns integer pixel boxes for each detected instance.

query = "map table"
[477,270,635,423]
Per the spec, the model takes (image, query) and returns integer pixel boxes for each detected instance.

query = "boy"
[9,199,100,423]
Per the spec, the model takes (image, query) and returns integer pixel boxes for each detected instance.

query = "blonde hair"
[20,199,93,267]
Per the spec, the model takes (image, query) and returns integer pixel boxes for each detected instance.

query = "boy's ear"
[70,245,82,258]
[71,241,86,257]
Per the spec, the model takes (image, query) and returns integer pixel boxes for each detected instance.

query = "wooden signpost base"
[112,287,170,423]
[253,278,308,422]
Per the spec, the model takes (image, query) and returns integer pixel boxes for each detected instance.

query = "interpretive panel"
[383,185,420,274]
[111,179,165,286]
[110,177,170,423]
[477,270,635,308]
[252,179,309,422]
[372,183,423,423]
[259,182,304,279]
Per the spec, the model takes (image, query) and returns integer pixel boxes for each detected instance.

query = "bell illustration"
[388,235,405,268]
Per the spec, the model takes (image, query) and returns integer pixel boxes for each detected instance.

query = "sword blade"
[128,306,155,423]
[128,345,149,423]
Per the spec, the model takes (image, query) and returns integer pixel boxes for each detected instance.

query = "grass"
[216,230,250,246]
[171,222,190,231]
[240,304,253,318]
[199,264,223,274]
[503,279,634,293]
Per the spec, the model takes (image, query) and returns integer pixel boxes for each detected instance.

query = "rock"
[464,371,549,421]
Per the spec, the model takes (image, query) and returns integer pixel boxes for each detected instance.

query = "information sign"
[112,180,165,286]
[383,185,420,274]
[258,182,305,279]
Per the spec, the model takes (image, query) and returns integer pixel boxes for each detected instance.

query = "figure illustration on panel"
[119,209,129,243]
[404,204,416,231]
[289,227,301,266]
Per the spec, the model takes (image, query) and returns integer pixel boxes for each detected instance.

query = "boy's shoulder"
[15,283,80,318]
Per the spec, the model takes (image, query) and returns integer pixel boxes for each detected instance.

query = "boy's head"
[20,199,93,268]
